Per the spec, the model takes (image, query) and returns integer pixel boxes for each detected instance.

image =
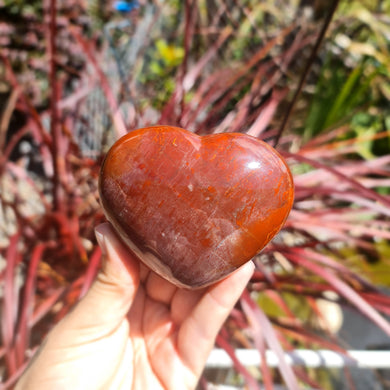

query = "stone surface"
[99,126,294,288]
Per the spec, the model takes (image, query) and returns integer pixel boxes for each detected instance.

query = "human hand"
[16,223,254,390]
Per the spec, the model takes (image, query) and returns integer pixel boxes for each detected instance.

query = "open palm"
[16,223,254,390]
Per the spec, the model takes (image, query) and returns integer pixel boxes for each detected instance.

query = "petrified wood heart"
[99,126,294,288]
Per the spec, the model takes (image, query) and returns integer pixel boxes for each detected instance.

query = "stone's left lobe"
[99,126,294,288]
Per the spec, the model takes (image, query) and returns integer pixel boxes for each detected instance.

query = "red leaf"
[285,251,390,336]
[1,233,21,376]
[216,332,262,390]
[242,290,300,390]
[14,243,45,367]
[78,246,102,299]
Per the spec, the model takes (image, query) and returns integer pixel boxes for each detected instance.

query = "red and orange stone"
[99,126,294,288]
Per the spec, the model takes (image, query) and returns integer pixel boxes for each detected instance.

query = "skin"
[16,223,254,390]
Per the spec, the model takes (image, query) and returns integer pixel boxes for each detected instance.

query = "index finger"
[177,261,254,376]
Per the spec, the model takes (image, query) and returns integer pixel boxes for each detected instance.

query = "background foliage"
[0,0,390,389]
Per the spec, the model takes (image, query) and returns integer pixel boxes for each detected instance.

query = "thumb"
[55,222,140,336]
[15,225,140,389]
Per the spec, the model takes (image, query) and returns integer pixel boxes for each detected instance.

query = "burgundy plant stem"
[302,130,390,156]
[366,303,390,316]
[216,333,261,390]
[285,252,390,336]
[6,162,52,212]
[0,54,52,148]
[79,246,102,299]
[159,2,195,125]
[241,290,300,390]
[1,124,29,166]
[265,291,295,320]
[70,27,127,140]
[243,296,274,390]
[180,0,195,114]
[14,243,45,367]
[230,0,263,36]
[47,0,64,213]
[271,320,346,353]
[197,74,253,127]
[284,151,390,208]
[273,0,341,147]
[295,248,381,285]
[343,367,357,390]
[283,248,383,295]
[198,376,208,390]
[1,354,35,390]
[182,26,232,93]
[159,0,197,125]
[1,234,20,377]
[259,341,274,390]
[247,32,315,137]
[0,86,20,151]
[30,287,66,327]
[230,66,269,134]
[264,325,324,389]
[360,292,390,308]
[247,89,288,138]
[303,125,351,148]
[185,24,295,128]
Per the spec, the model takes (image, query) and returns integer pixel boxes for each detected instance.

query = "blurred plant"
[1,0,390,389]
[301,1,390,144]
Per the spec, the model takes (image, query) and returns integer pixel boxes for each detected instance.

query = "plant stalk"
[274,0,341,147]
[48,0,63,212]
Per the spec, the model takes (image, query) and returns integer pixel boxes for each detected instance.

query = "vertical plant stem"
[160,0,196,125]
[70,27,127,139]
[273,0,341,147]
[216,333,262,390]
[78,247,102,299]
[0,87,20,152]
[14,244,45,367]
[48,0,63,212]
[180,0,195,113]
[242,290,300,390]
[1,234,20,377]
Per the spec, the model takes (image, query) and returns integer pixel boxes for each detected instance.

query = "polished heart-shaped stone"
[99,126,294,288]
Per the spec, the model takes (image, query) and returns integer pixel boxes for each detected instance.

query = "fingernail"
[95,228,107,256]
[249,260,255,271]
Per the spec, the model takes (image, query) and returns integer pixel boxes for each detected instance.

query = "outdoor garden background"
[1,0,390,389]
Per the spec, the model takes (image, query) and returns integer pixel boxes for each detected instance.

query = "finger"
[139,262,151,282]
[178,261,254,376]
[170,288,204,325]
[145,271,178,305]
[53,223,141,338]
